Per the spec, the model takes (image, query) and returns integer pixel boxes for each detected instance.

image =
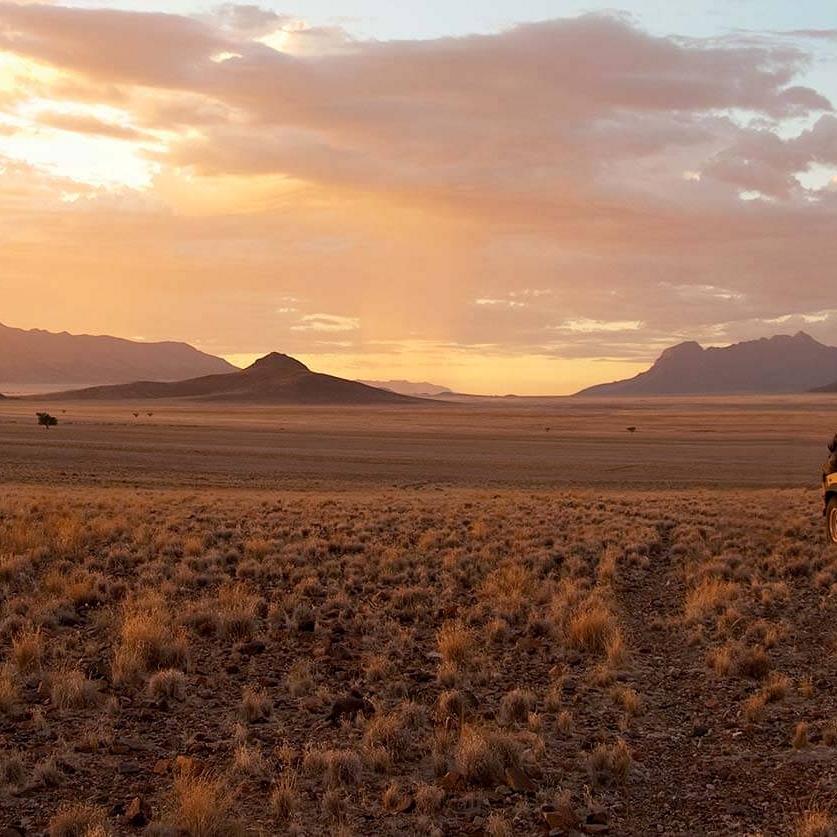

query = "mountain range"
[577,332,837,396]
[36,353,418,404]
[0,321,236,387]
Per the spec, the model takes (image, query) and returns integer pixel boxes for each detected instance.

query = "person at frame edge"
[823,433,837,481]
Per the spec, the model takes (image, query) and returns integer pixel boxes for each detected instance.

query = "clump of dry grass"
[566,600,620,656]
[0,750,27,788]
[437,621,475,668]
[485,813,514,837]
[363,702,427,763]
[323,749,363,787]
[455,725,521,787]
[216,584,262,641]
[48,803,108,837]
[0,664,19,713]
[112,599,189,685]
[795,810,834,837]
[147,668,187,701]
[793,722,810,750]
[498,688,536,726]
[170,769,243,836]
[233,743,268,779]
[11,626,45,673]
[586,738,632,786]
[240,686,272,723]
[49,669,100,710]
[684,577,738,623]
[271,771,299,822]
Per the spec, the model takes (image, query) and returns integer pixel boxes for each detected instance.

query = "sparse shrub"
[742,692,767,723]
[286,659,315,697]
[485,813,514,837]
[498,688,536,726]
[415,782,445,815]
[684,577,738,623]
[216,584,261,641]
[0,664,18,713]
[455,725,521,787]
[795,810,834,837]
[112,601,189,685]
[48,803,107,837]
[567,600,618,655]
[171,770,242,836]
[50,669,100,709]
[363,702,427,763]
[437,621,475,667]
[0,750,26,787]
[147,668,187,701]
[233,743,267,778]
[455,725,504,786]
[240,686,272,723]
[586,738,631,786]
[324,749,363,787]
[33,754,65,787]
[793,721,810,750]
[271,771,299,822]
[11,626,45,673]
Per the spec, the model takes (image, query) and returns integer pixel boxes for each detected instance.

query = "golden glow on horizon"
[223,350,648,397]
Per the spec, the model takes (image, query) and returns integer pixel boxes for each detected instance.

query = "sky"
[0,2,836,394]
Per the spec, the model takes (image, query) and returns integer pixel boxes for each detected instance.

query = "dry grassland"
[2,482,837,836]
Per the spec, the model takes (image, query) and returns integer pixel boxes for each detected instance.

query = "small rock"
[326,696,374,724]
[174,755,206,776]
[125,796,152,827]
[441,771,464,791]
[118,760,141,775]
[505,765,536,793]
[153,759,171,776]
[691,724,710,738]
[236,640,266,657]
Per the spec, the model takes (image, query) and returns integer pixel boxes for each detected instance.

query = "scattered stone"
[504,765,536,793]
[691,724,710,738]
[153,759,171,776]
[441,771,464,791]
[326,696,374,724]
[125,796,152,827]
[174,755,206,775]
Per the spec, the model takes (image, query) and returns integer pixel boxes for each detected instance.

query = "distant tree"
[133,412,140,418]
[627,426,637,434]
[147,412,154,417]
[36,412,58,429]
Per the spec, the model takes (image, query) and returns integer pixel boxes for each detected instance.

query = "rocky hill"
[577,332,837,396]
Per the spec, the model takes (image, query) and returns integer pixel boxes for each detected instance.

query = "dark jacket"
[823,434,837,479]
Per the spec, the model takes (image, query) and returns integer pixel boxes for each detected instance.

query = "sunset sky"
[1,2,836,394]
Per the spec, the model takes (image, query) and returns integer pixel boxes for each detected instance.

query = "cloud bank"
[0,4,835,392]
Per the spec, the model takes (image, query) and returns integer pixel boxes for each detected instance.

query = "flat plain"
[2,396,837,836]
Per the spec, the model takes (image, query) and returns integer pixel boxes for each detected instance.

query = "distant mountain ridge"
[36,352,420,404]
[359,379,452,397]
[577,332,837,396]
[0,321,236,386]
